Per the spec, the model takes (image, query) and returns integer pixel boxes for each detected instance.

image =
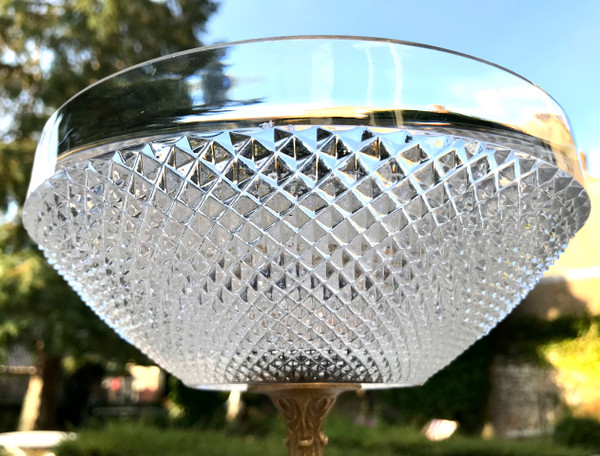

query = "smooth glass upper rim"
[61,35,538,104]
[28,35,586,196]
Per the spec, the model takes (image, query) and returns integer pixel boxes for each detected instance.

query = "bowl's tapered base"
[250,384,360,456]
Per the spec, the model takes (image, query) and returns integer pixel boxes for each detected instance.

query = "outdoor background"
[1,1,599,455]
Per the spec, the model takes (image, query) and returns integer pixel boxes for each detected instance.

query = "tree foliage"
[541,322,600,419]
[0,0,218,427]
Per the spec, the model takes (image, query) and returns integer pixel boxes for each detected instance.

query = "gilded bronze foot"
[251,384,360,456]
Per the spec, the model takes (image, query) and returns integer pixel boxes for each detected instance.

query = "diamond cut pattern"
[23,126,590,388]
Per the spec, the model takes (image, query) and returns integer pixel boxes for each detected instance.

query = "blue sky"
[203,0,600,175]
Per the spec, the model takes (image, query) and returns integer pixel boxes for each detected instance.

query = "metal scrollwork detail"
[274,395,336,454]
[259,386,358,456]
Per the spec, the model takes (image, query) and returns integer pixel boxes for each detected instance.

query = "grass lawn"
[51,417,593,456]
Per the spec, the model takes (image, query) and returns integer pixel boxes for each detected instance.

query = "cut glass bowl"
[23,37,591,390]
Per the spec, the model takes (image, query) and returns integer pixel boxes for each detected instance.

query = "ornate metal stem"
[251,384,359,456]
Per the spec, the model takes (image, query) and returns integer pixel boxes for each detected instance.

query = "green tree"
[0,0,218,430]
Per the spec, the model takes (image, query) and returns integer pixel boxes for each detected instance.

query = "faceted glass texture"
[23,126,590,388]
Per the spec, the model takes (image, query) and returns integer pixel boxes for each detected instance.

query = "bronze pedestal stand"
[250,384,360,456]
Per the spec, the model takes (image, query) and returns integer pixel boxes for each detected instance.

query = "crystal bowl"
[23,37,590,389]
